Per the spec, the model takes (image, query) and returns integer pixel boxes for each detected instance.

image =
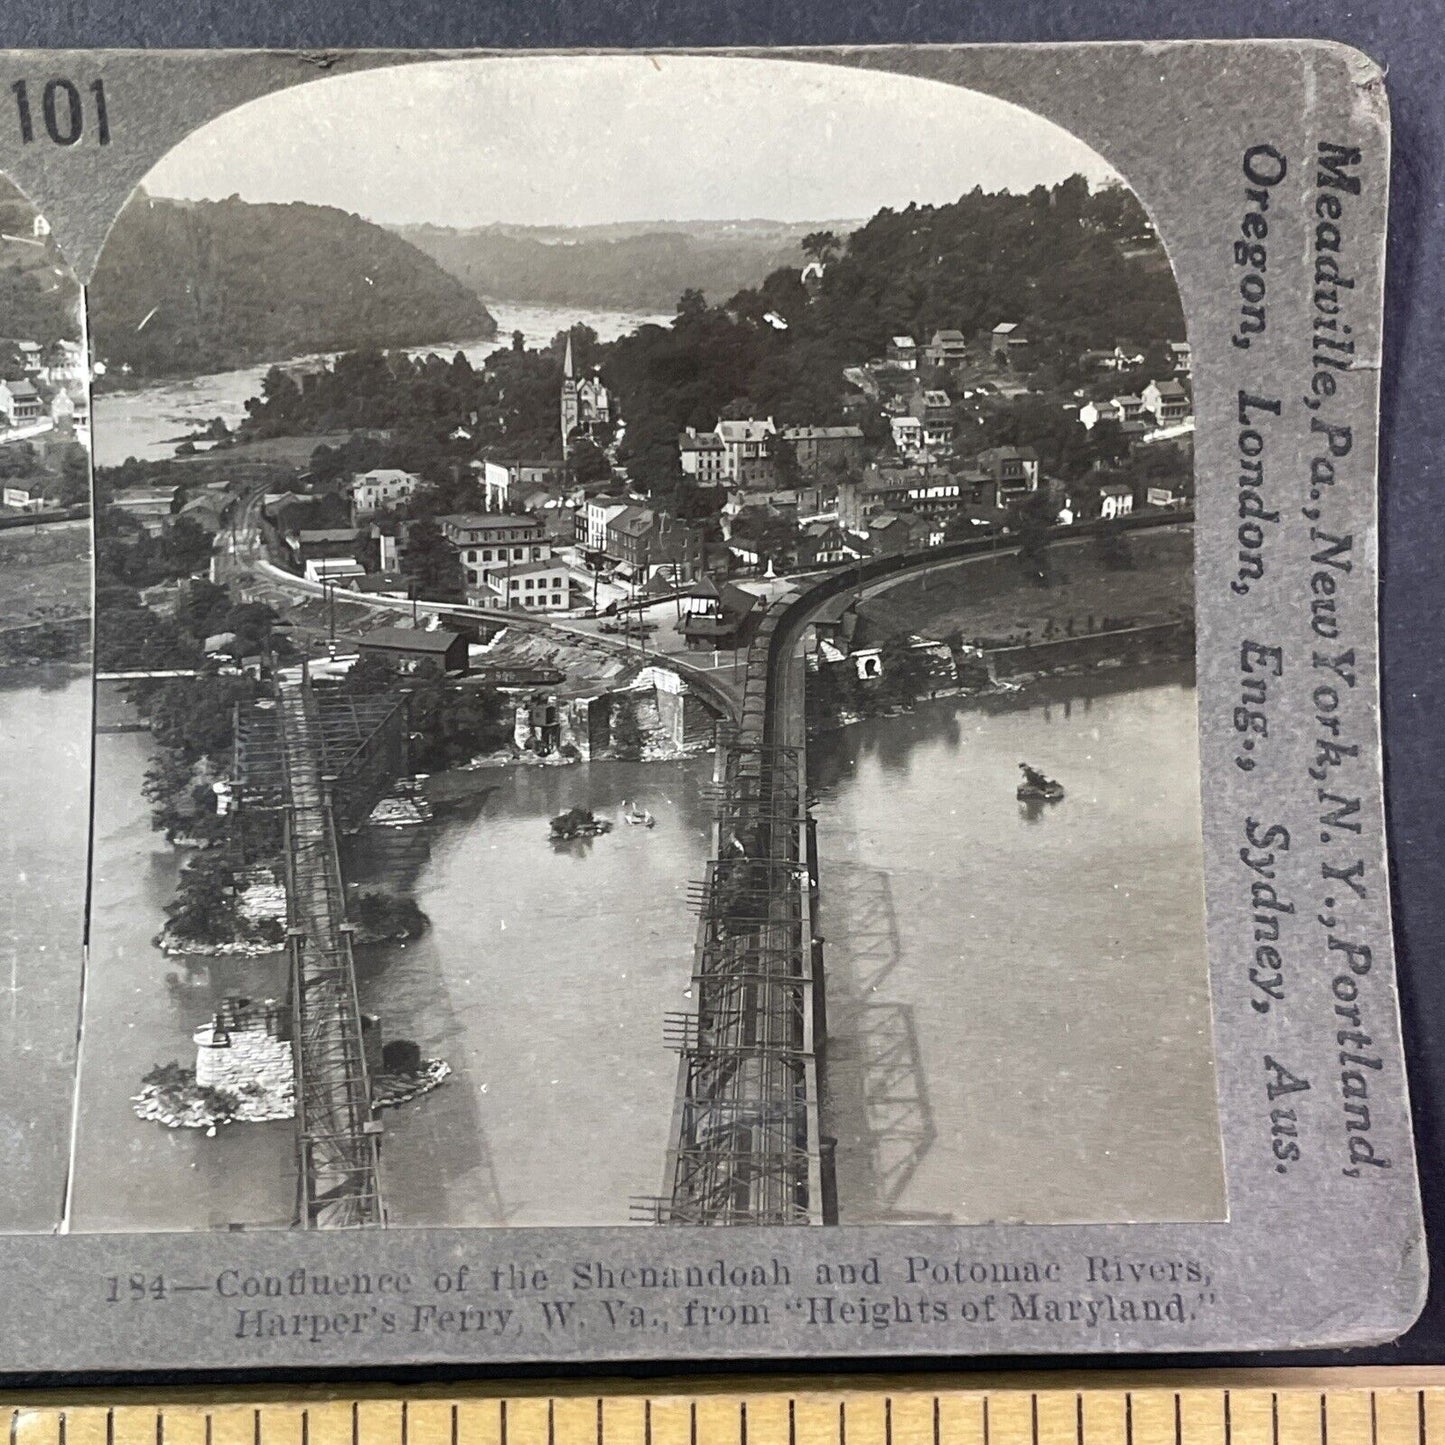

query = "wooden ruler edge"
[4,1365,1445,1409]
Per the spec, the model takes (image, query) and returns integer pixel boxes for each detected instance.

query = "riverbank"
[92,300,669,466]
[866,525,1193,643]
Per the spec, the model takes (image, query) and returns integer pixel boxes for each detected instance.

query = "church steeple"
[560,332,579,457]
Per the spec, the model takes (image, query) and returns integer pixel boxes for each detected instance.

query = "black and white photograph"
[53,53,1225,1233]
[0,178,91,1235]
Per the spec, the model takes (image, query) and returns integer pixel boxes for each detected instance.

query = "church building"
[560,333,612,456]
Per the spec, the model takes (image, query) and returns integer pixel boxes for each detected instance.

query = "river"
[347,758,713,1227]
[811,663,1226,1227]
[68,707,295,1233]
[69,667,1221,1233]
[0,670,89,1232]
[91,300,672,467]
[69,733,713,1231]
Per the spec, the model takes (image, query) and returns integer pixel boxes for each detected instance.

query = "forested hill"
[0,180,81,343]
[89,195,498,379]
[796,177,1181,358]
[393,219,857,314]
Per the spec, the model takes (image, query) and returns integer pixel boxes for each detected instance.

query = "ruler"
[6,1372,1445,1445]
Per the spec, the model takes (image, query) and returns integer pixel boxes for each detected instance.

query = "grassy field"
[867,526,1194,644]
[0,520,90,628]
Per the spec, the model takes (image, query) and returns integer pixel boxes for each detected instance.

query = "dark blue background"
[4,0,1442,1377]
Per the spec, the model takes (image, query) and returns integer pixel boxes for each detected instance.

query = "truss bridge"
[233,670,410,1228]
[640,602,831,1227]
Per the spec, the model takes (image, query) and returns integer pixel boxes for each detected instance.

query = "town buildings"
[475,557,572,612]
[602,505,704,583]
[357,626,469,675]
[716,417,777,486]
[678,428,729,483]
[350,468,421,519]
[1141,377,1191,426]
[779,424,865,478]
[0,377,42,426]
[887,335,918,369]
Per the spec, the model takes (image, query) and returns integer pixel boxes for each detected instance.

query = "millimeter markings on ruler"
[7,1372,1445,1445]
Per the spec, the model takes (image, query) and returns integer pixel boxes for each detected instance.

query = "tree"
[567,437,612,487]
[675,288,709,325]
[403,518,464,601]
[879,634,930,709]
[1010,486,1057,588]
[801,230,841,266]
[52,444,90,507]
[162,516,215,578]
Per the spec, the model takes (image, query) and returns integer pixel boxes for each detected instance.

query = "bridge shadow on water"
[818,860,946,1224]
[344,812,514,1229]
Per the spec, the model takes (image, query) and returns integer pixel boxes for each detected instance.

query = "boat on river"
[622,800,656,828]
[1017,763,1065,803]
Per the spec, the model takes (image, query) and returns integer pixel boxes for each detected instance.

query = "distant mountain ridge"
[393,219,860,314]
[90,194,497,379]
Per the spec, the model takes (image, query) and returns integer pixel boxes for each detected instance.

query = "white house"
[715,416,776,482]
[350,468,421,518]
[1099,482,1134,520]
[677,428,728,483]
[579,499,629,553]
[305,556,366,585]
[890,415,923,454]
[474,557,571,612]
[0,377,42,426]
[1142,377,1191,425]
[886,336,919,369]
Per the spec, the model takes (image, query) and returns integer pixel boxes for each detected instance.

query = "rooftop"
[353,468,419,486]
[359,627,463,655]
[490,558,569,579]
[781,424,864,440]
[296,527,362,544]
[441,512,540,532]
[608,505,656,538]
[716,418,776,443]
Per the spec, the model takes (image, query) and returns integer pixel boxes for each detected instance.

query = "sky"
[141,54,1122,229]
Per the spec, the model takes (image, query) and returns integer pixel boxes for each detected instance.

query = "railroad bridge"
[642,511,1194,1227]
[233,670,409,1228]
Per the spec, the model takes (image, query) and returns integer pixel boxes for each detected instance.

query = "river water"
[70,734,713,1231]
[811,663,1226,1227]
[68,667,1221,1233]
[0,671,89,1232]
[92,300,671,467]
[68,712,295,1233]
[347,758,713,1228]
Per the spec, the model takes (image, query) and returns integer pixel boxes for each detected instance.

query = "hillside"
[394,219,858,313]
[0,179,81,344]
[89,194,497,379]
